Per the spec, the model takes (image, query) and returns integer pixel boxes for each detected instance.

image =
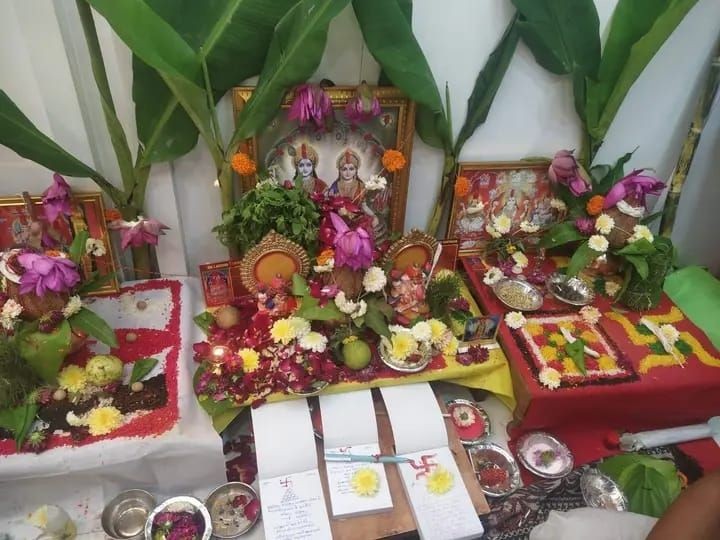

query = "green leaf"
[365,303,390,339]
[617,238,656,256]
[0,401,38,450]
[675,339,691,355]
[294,296,344,321]
[366,296,394,319]
[228,0,351,148]
[77,271,116,295]
[353,0,450,151]
[589,164,611,185]
[596,151,634,194]
[624,254,650,279]
[193,311,215,335]
[68,229,89,265]
[586,0,699,141]
[641,210,664,225]
[539,222,586,249]
[454,15,519,154]
[18,321,72,384]
[564,337,586,374]
[566,242,597,277]
[130,357,159,383]
[69,307,118,348]
[292,273,310,296]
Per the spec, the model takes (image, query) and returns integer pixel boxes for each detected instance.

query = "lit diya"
[445,399,491,445]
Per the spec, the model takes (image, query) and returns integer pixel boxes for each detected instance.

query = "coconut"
[604,194,644,249]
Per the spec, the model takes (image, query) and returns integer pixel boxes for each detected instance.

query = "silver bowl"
[206,482,261,538]
[492,278,544,311]
[144,496,212,540]
[516,431,574,479]
[580,468,628,511]
[446,399,491,445]
[467,443,521,497]
[546,272,595,306]
[378,341,431,373]
[102,489,156,540]
[287,380,329,397]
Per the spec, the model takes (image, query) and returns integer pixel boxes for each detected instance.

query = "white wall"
[0,0,718,277]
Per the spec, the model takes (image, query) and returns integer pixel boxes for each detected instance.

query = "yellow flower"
[442,336,459,357]
[548,332,566,347]
[86,406,123,436]
[539,367,562,389]
[351,467,380,497]
[426,466,454,495]
[231,152,257,175]
[238,348,259,372]
[526,323,544,337]
[540,345,557,362]
[57,365,88,393]
[558,322,574,332]
[270,319,296,344]
[562,357,579,374]
[506,244,517,254]
[580,330,598,343]
[343,335,358,345]
[597,355,617,371]
[428,319,449,344]
[390,332,417,361]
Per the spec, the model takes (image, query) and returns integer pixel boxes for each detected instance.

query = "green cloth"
[664,266,720,350]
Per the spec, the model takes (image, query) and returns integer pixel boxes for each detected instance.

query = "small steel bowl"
[516,431,574,479]
[546,272,595,306]
[102,489,156,540]
[467,443,521,497]
[492,278,544,311]
[378,341,431,373]
[144,496,212,540]
[206,482,260,538]
[445,399,491,445]
[580,468,628,511]
[287,380,329,397]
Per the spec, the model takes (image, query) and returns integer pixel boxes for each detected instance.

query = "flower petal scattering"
[345,83,381,124]
[42,173,73,223]
[108,216,170,250]
[351,467,380,497]
[548,150,590,196]
[381,149,406,172]
[504,311,526,330]
[231,152,257,176]
[18,253,81,296]
[288,84,333,128]
[588,235,609,253]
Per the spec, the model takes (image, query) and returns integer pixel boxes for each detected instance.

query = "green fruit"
[342,339,372,370]
[85,355,124,386]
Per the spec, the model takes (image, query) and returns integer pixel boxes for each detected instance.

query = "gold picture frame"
[0,192,119,295]
[384,228,439,272]
[239,231,310,293]
[231,86,416,235]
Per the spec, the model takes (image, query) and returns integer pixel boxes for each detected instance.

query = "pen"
[324,453,413,464]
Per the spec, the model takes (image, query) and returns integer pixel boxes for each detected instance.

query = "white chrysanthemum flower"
[511,251,529,269]
[2,299,23,320]
[660,324,680,346]
[485,224,502,239]
[483,267,504,286]
[62,295,82,319]
[85,238,106,257]
[428,319,450,346]
[579,306,601,325]
[628,224,654,244]
[314,258,334,273]
[366,174,388,191]
[595,214,615,235]
[66,411,86,427]
[520,220,539,233]
[335,291,358,315]
[550,198,567,211]
[411,321,432,343]
[605,281,621,297]
[299,331,328,353]
[493,214,512,235]
[588,235,609,253]
[287,317,311,338]
[538,367,562,390]
[504,311,526,330]
[363,266,387,293]
[451,405,477,427]
[350,300,367,319]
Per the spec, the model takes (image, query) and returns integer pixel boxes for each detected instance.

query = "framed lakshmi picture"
[0,192,119,295]
[231,86,415,235]
[447,161,560,254]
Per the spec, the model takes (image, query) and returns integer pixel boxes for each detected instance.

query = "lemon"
[342,339,372,370]
[85,354,123,386]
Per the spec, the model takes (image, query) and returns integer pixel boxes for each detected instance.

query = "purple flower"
[42,173,72,223]
[108,216,169,250]
[18,253,80,296]
[574,217,595,236]
[345,83,381,124]
[548,150,590,197]
[603,169,665,209]
[329,213,373,270]
[288,84,332,129]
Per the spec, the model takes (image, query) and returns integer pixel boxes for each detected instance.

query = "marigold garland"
[454,175,470,197]
[586,195,605,216]
[231,152,257,176]
[381,149,406,172]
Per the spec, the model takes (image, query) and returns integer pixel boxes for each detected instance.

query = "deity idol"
[293,143,327,194]
[388,263,430,323]
[327,149,366,202]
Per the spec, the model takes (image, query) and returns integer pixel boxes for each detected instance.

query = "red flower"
[193,342,211,362]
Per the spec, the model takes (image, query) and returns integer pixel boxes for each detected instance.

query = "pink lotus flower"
[603,170,665,209]
[345,83,381,124]
[329,213,373,270]
[288,84,332,129]
[108,216,169,250]
[42,173,72,223]
[18,252,81,296]
[548,150,590,196]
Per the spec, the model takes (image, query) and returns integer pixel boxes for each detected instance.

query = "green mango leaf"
[0,90,100,178]
[624,254,650,280]
[228,0,351,149]
[0,401,39,450]
[364,302,391,339]
[292,273,310,296]
[586,0,699,141]
[294,296,344,321]
[454,15,519,154]
[68,230,89,265]
[617,238,656,256]
[566,241,597,277]
[18,321,72,384]
[539,222,586,249]
[353,0,450,152]
[68,307,118,348]
[589,164,611,185]
[596,151,635,193]
[564,337,586,374]
[366,296,394,320]
[130,357,159,383]
[193,311,215,335]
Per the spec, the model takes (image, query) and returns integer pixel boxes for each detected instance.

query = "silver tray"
[102,489,156,540]
[144,496,212,540]
[446,399,491,445]
[492,278,544,311]
[546,272,595,306]
[467,443,521,497]
[580,468,628,511]
[378,341,431,373]
[516,431,574,479]
[206,482,260,538]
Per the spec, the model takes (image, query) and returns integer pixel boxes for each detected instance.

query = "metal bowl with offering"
[546,272,595,306]
[516,431,574,479]
[206,482,261,538]
[467,443,521,497]
[580,468,628,511]
[378,338,432,373]
[492,278,544,311]
[102,489,157,540]
[144,496,212,540]
[445,399,491,445]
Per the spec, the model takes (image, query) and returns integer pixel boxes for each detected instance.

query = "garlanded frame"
[239,231,310,294]
[383,228,438,271]
[232,86,416,235]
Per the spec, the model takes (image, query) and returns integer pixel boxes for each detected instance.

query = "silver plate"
[287,380,329,397]
[446,399,491,445]
[144,496,212,540]
[206,482,260,538]
[102,490,156,540]
[516,431,574,479]
[580,468,628,511]
[492,278,544,311]
[546,272,595,306]
[467,443,521,497]
[378,341,431,373]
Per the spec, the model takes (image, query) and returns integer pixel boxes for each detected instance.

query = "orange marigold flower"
[586,195,605,216]
[381,149,406,172]
[105,208,122,222]
[317,248,334,265]
[454,176,470,197]
[231,152,257,176]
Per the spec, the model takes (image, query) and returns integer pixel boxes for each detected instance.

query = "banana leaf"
[353,0,451,152]
[132,0,300,165]
[228,0,350,149]
[586,0,699,141]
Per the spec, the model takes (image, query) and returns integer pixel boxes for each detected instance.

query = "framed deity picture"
[447,161,558,254]
[462,314,501,347]
[0,192,119,295]
[232,86,415,235]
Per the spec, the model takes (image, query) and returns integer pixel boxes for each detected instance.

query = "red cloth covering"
[461,255,720,474]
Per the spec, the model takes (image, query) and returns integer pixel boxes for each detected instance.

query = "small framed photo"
[462,314,501,346]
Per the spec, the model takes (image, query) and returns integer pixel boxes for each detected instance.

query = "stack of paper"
[251,400,332,540]
[319,390,394,517]
[380,383,484,540]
